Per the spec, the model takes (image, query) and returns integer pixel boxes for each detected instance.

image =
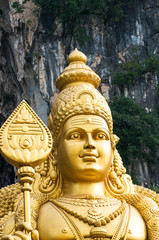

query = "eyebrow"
[64,127,110,136]
[92,128,110,135]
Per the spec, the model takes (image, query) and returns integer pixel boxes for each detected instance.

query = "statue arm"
[118,191,159,240]
[0,183,46,239]
[0,183,23,237]
[1,222,39,240]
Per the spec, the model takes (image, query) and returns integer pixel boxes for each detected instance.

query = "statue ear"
[112,134,120,148]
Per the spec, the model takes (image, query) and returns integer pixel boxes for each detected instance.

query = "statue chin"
[0,49,158,240]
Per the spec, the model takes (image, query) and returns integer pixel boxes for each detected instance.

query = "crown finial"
[67,48,87,64]
[56,49,101,91]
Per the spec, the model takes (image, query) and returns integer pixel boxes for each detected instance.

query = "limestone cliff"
[0,0,159,188]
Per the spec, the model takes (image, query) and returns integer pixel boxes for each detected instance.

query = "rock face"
[0,0,159,187]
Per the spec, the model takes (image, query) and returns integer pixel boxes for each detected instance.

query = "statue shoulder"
[118,186,159,240]
[38,202,75,240]
[128,205,147,240]
[134,185,159,207]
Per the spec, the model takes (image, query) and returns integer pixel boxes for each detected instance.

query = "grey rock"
[0,0,159,188]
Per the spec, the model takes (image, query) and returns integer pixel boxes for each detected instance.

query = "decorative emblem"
[0,100,52,168]
[88,207,103,220]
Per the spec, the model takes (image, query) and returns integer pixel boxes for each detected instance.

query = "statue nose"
[84,133,96,149]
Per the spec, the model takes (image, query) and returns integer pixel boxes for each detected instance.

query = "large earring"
[32,150,62,198]
[105,149,133,197]
[111,134,119,149]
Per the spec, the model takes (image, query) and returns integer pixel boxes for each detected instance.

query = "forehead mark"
[71,117,105,126]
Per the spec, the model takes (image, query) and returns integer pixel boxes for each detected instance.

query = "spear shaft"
[18,166,35,225]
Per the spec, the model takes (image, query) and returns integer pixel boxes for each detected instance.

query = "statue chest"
[38,200,147,240]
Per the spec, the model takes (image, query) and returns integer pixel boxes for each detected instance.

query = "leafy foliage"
[12,1,25,13]
[12,0,132,45]
[113,54,159,87]
[151,185,159,193]
[110,96,159,165]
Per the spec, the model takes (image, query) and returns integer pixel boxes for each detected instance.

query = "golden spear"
[0,100,52,226]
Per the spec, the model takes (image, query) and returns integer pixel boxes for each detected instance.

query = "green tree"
[112,54,159,88]
[12,0,133,45]
[110,96,159,166]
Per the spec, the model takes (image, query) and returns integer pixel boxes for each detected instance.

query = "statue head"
[47,49,120,184]
[56,114,114,183]
[37,49,132,198]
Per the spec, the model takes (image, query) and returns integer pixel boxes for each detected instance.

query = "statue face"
[56,115,114,182]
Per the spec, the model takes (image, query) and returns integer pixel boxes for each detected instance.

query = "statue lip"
[80,152,99,162]
[82,156,97,162]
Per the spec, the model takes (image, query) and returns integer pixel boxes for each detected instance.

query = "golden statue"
[0,49,159,240]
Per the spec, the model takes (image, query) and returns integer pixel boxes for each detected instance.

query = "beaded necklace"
[52,198,126,227]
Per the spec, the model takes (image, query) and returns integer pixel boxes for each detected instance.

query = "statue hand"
[1,222,39,240]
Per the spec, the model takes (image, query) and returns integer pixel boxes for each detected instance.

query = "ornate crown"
[48,49,113,146]
[56,48,101,91]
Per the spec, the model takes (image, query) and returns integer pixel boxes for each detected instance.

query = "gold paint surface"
[0,49,158,240]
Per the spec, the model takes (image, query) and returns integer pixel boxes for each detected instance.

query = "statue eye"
[95,133,108,140]
[69,132,81,140]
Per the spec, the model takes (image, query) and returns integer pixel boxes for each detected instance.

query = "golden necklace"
[52,198,126,227]
[57,197,120,207]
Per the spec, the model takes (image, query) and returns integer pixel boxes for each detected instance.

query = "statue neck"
[62,180,106,198]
